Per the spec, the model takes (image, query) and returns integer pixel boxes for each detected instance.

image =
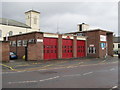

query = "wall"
[25,12,40,30]
[98,31,107,58]
[85,31,100,58]
[0,24,39,41]
[8,32,87,60]
[107,33,113,56]
[9,32,38,59]
[0,41,9,62]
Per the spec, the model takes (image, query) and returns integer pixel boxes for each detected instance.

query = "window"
[118,44,120,48]
[17,40,22,46]
[77,33,85,36]
[88,47,96,54]
[28,39,35,43]
[34,17,37,24]
[0,30,2,37]
[9,31,13,36]
[10,41,12,45]
[12,41,16,47]
[23,40,27,46]
[19,32,22,34]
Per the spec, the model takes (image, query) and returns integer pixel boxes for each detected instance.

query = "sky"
[1,2,118,35]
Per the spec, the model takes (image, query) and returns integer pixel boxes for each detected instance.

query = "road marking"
[8,80,38,84]
[63,74,81,77]
[83,72,93,75]
[112,86,118,88]
[110,68,115,71]
[39,76,60,82]
[0,64,15,71]
[101,60,106,63]
[79,62,84,64]
[2,60,118,73]
[8,76,60,84]
[110,85,118,90]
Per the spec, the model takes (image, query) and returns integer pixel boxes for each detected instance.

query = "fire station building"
[66,29,113,58]
[7,28,113,61]
[8,32,87,60]
[1,10,114,61]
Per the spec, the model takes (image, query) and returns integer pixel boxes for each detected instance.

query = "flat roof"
[66,29,113,34]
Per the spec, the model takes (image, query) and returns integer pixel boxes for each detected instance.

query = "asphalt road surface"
[2,57,118,88]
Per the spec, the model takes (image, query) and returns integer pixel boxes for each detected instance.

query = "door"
[44,38,58,60]
[77,40,86,57]
[62,39,73,59]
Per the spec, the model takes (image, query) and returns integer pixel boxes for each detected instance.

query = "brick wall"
[107,33,113,56]
[85,31,100,58]
[0,41,9,62]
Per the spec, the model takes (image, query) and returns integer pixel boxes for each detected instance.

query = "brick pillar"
[0,41,10,62]
[107,33,113,56]
[58,35,62,59]
[73,36,77,58]
[28,42,43,60]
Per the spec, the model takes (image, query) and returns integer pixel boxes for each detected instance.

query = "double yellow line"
[0,64,15,71]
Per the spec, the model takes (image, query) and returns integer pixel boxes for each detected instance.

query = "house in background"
[0,10,40,41]
[113,36,120,54]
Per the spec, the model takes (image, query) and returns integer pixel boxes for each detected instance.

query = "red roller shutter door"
[77,40,86,57]
[62,39,73,59]
[44,38,58,60]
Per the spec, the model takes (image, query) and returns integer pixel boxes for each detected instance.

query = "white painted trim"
[77,37,86,40]
[43,33,58,38]
[62,35,74,39]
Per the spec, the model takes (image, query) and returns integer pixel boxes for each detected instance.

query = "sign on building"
[100,35,106,41]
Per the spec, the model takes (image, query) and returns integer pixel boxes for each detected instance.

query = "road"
[2,57,118,88]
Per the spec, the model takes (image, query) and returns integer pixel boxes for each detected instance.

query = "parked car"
[10,52,18,59]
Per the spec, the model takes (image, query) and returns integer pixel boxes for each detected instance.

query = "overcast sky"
[2,2,118,35]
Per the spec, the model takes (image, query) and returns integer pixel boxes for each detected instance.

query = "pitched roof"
[0,18,31,28]
[25,10,40,14]
[114,37,120,43]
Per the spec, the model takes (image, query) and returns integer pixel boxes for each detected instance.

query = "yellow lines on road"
[15,64,30,67]
[12,61,68,72]
[0,64,15,71]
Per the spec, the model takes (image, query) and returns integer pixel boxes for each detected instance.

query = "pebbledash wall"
[66,29,113,58]
[8,31,87,61]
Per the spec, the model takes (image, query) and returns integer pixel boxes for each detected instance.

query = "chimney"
[77,23,89,31]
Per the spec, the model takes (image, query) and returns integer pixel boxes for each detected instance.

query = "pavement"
[1,56,119,89]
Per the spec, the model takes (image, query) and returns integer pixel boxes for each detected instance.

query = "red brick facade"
[67,29,113,58]
[8,32,87,60]
[7,29,113,60]
[0,41,10,62]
